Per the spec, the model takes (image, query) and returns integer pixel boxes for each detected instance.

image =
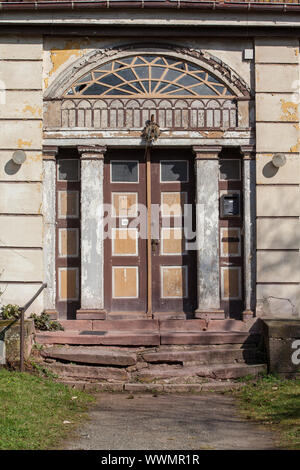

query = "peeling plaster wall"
[0,35,44,316]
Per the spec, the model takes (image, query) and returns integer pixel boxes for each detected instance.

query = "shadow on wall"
[5,159,22,176]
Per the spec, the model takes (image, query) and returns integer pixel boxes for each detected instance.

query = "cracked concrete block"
[0,182,42,214]
[0,151,42,182]
[0,216,43,247]
[0,283,44,316]
[256,186,300,216]
[257,218,300,249]
[256,94,299,123]
[256,154,300,185]
[0,91,42,119]
[0,35,42,60]
[0,61,42,90]
[256,122,299,153]
[256,64,298,92]
[257,284,300,318]
[0,121,42,150]
[257,251,300,283]
[255,38,299,64]
[0,249,43,282]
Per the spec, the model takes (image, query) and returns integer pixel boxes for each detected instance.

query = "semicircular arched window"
[64,55,234,99]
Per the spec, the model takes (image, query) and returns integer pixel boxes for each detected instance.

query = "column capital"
[240,145,256,160]
[78,145,107,160]
[193,146,222,160]
[42,145,58,161]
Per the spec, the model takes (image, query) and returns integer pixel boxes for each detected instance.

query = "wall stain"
[18,138,32,148]
[44,39,91,89]
[280,99,298,122]
[22,104,42,118]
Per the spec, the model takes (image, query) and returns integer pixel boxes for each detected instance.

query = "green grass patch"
[234,374,300,450]
[0,368,94,450]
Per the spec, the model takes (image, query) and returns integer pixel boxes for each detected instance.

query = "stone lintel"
[78,145,107,160]
[193,145,222,159]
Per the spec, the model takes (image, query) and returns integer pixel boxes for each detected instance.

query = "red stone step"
[134,363,267,381]
[160,331,259,345]
[42,346,137,366]
[59,319,159,332]
[142,348,262,365]
[48,363,128,381]
[35,330,160,346]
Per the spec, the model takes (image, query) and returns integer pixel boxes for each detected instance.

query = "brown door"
[151,150,197,313]
[104,148,197,314]
[104,149,147,312]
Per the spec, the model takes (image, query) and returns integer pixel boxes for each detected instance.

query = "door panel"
[104,149,147,312]
[151,150,197,313]
[56,149,81,319]
[218,152,244,319]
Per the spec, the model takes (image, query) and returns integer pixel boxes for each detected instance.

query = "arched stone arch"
[44,44,251,131]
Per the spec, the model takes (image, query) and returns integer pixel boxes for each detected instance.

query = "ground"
[64,393,277,450]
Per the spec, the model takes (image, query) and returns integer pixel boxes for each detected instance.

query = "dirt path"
[65,393,277,450]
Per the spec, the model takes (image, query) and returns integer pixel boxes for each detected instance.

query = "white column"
[42,146,58,318]
[77,146,106,319]
[241,147,256,319]
[193,146,224,320]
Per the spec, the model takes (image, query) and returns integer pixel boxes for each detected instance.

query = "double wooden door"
[104,148,197,314]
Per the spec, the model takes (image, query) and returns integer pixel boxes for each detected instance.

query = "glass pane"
[219,160,241,181]
[161,161,188,182]
[58,159,79,181]
[82,83,109,95]
[111,161,138,182]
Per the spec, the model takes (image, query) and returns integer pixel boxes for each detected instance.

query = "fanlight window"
[65,55,234,99]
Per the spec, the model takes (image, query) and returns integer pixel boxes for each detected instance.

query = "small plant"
[30,312,64,332]
[0,304,20,320]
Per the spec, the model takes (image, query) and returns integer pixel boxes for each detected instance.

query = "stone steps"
[41,345,264,367]
[35,330,260,347]
[133,363,266,381]
[60,380,245,393]
[45,360,266,382]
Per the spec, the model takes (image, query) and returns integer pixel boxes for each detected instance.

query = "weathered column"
[77,146,107,320]
[193,146,224,320]
[42,146,58,319]
[241,146,256,319]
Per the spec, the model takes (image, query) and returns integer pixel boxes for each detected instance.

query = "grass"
[0,367,94,450]
[234,373,300,449]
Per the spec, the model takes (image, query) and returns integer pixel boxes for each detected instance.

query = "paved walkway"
[64,393,278,450]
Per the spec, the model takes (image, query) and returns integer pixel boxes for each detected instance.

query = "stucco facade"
[0,3,299,321]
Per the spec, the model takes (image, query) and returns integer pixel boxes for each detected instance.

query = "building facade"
[0,1,299,323]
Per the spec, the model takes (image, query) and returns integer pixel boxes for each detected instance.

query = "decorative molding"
[42,145,58,160]
[78,145,107,160]
[193,145,222,159]
[44,43,251,101]
[240,145,256,159]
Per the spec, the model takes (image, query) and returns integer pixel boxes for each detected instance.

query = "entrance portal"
[103,149,197,314]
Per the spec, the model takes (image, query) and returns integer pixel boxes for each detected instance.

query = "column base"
[44,309,59,320]
[242,309,255,321]
[76,309,107,320]
[194,309,225,320]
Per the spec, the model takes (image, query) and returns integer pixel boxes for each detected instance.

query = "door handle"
[151,239,159,252]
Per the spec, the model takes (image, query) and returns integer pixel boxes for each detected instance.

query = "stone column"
[42,146,58,319]
[77,146,107,320]
[193,146,224,320]
[241,146,256,320]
